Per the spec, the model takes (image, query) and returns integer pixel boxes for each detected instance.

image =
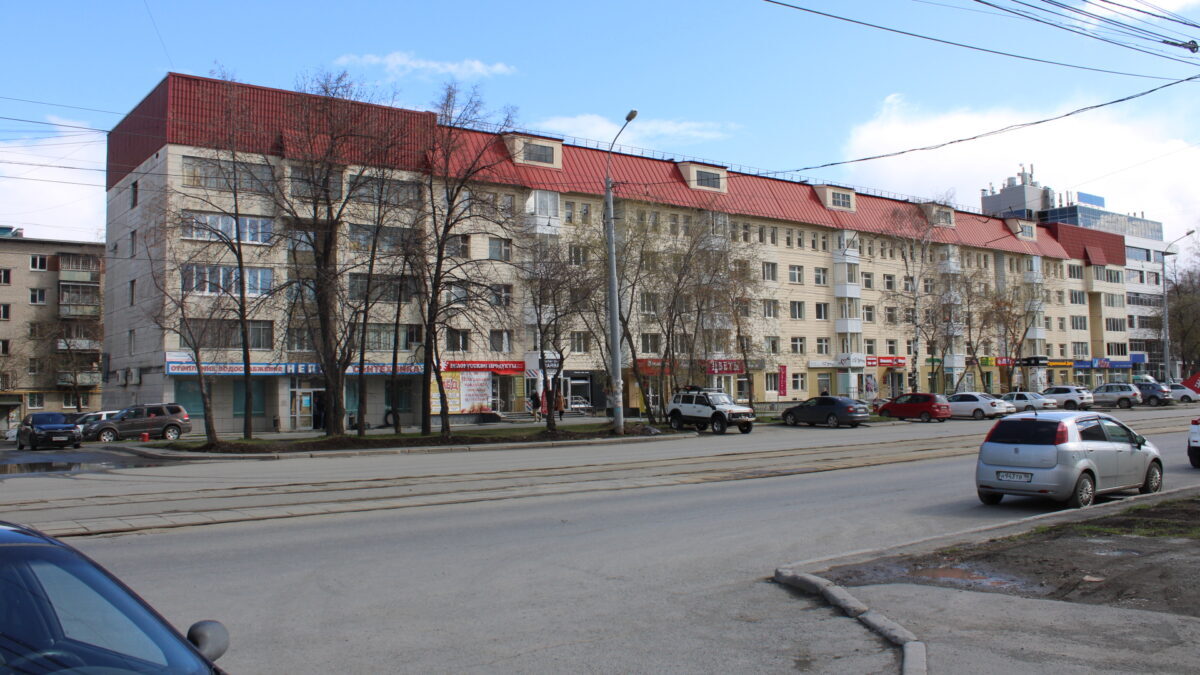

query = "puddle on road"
[908,564,1025,590]
[0,450,170,476]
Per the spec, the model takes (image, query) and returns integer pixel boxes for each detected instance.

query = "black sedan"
[0,520,229,673]
[781,396,871,428]
[16,412,82,450]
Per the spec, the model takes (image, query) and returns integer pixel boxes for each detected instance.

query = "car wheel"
[1190,446,1200,468]
[920,411,932,423]
[98,429,117,443]
[16,438,23,450]
[710,416,727,435]
[972,409,984,420]
[1067,473,1095,508]
[163,426,181,440]
[1064,400,1078,410]
[826,414,840,429]
[978,491,1003,505]
[29,438,38,451]
[782,412,797,427]
[1183,395,1194,403]
[1118,398,1131,409]
[738,423,753,434]
[1024,405,1035,412]
[695,422,707,431]
[669,413,684,431]
[1149,397,1161,407]
[73,443,81,449]
[1139,462,1163,494]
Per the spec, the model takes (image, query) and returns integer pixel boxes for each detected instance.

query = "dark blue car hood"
[33,424,77,432]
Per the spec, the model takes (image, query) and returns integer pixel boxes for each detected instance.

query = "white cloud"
[534,113,737,151]
[838,93,1200,243]
[335,51,516,79]
[0,117,106,242]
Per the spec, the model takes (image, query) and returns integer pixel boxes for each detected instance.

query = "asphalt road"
[14,407,1192,673]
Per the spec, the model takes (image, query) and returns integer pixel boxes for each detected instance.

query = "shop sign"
[778,365,787,396]
[835,353,866,368]
[1131,353,1147,364]
[1019,356,1048,367]
[446,360,525,375]
[1108,360,1132,368]
[925,357,942,365]
[875,356,906,367]
[807,359,836,368]
[523,353,562,373]
[705,359,744,374]
[1074,360,1094,369]
[164,358,423,376]
[978,357,995,366]
[636,358,674,375]
[996,357,1013,366]
[866,356,878,367]
[1047,360,1073,367]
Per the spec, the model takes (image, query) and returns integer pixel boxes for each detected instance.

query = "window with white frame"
[695,170,721,189]
[815,303,829,320]
[885,306,897,324]
[863,305,875,322]
[789,301,805,320]
[29,288,46,305]
[490,284,513,307]
[529,190,560,218]
[446,329,470,352]
[886,339,898,355]
[764,336,780,354]
[0,304,7,320]
[30,255,48,271]
[790,336,806,354]
[0,269,9,285]
[488,237,512,261]
[816,337,831,355]
[489,330,512,353]
[1070,315,1088,330]
[1072,342,1089,357]
[181,265,273,296]
[570,331,591,353]
[762,262,777,281]
[861,272,874,289]
[523,143,555,164]
[883,274,895,290]
[641,333,661,354]
[183,156,274,193]
[766,371,780,392]
[63,392,89,409]
[791,372,807,393]
[788,265,804,284]
[183,212,273,244]
[27,393,44,409]
[865,338,876,354]
[814,267,829,285]
[763,299,779,319]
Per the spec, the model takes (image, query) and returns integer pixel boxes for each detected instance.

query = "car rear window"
[987,419,1061,444]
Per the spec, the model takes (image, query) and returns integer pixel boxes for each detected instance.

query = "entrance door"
[290,390,314,430]
[492,375,514,413]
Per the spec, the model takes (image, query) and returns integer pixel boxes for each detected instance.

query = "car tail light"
[1054,422,1069,444]
[1192,418,1200,425]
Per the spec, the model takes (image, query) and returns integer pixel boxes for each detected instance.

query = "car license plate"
[52,436,67,442]
[997,471,1032,482]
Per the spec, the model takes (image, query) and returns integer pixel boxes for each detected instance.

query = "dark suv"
[1136,382,1173,406]
[84,403,191,442]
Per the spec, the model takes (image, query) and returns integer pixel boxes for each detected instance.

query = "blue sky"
[3,0,1199,245]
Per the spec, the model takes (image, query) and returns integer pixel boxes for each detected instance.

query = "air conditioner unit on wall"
[130,367,141,385]
[115,369,127,386]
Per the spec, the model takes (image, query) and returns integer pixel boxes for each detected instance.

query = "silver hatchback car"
[976,411,1163,508]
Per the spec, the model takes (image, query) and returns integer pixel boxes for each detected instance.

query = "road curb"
[774,570,925,674]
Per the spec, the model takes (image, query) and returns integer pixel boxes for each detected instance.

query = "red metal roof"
[109,76,1098,261]
[1042,222,1126,266]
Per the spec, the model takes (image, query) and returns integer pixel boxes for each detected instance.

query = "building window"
[861,272,874,289]
[564,201,575,224]
[764,336,780,354]
[490,284,513,307]
[788,265,804,284]
[1105,318,1126,332]
[0,304,7,321]
[762,262,777,281]
[886,339,898,355]
[863,305,875,322]
[815,303,829,320]
[0,339,8,355]
[1068,264,1084,279]
[641,333,661,354]
[29,288,46,305]
[831,191,852,209]
[1070,315,1088,330]
[568,245,587,265]
[641,292,660,316]
[489,330,512,353]
[0,269,9,285]
[883,274,896,291]
[129,280,136,306]
[816,337,831,355]
[488,237,512,261]
[523,143,555,164]
[1070,290,1086,304]
[446,329,469,352]
[447,235,470,258]
[130,181,138,208]
[789,301,805,320]
[1106,342,1128,356]
[570,331,591,353]
[181,265,273,296]
[27,358,40,375]
[791,372,807,393]
[64,392,90,409]
[762,299,779,318]
[529,190,560,218]
[183,156,274,193]
[885,306,897,324]
[30,255,48,271]
[696,170,721,189]
[27,393,44,409]
[183,212,274,244]
[865,339,876,355]
[814,268,829,285]
[1072,342,1089,357]
[579,203,591,225]
[766,372,780,392]
[790,337,806,354]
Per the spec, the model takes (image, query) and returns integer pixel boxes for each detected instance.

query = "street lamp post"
[1161,229,1194,382]
[604,110,637,434]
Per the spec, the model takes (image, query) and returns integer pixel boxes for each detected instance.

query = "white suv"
[1041,386,1094,411]
[1091,383,1142,409]
[667,387,755,434]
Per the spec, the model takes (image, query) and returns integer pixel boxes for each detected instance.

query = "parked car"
[0,519,229,671]
[877,393,951,422]
[71,409,122,434]
[946,392,1011,420]
[83,403,192,442]
[1000,391,1058,412]
[1169,383,1198,403]
[16,412,83,450]
[666,387,755,434]
[1040,386,1094,410]
[1091,382,1143,409]
[1136,381,1173,406]
[976,411,1163,507]
[781,396,870,428]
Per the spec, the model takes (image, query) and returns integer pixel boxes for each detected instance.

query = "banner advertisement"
[429,371,493,414]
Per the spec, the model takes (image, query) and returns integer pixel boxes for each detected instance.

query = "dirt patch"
[822,496,1200,617]
[160,423,670,454]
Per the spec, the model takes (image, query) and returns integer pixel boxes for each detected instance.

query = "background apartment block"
[106,74,1141,432]
[0,228,103,431]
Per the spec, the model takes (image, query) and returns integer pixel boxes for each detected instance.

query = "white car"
[1001,391,1058,412]
[71,409,122,434]
[946,392,1013,420]
[1041,386,1094,411]
[1169,383,1198,403]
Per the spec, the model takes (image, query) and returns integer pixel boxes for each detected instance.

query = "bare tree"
[880,203,950,392]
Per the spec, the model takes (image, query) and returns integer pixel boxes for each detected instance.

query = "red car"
[877,393,951,422]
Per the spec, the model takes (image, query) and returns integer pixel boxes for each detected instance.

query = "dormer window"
[504,134,563,169]
[814,185,856,212]
[677,162,728,193]
[1004,217,1037,240]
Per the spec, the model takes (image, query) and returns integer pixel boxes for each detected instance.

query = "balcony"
[1023,270,1044,285]
[1026,326,1047,341]
[938,258,962,275]
[832,248,860,265]
[834,318,862,334]
[60,269,100,283]
[59,304,100,318]
[56,338,101,352]
[943,354,966,369]
[833,283,861,299]
[56,371,102,387]
[523,213,562,235]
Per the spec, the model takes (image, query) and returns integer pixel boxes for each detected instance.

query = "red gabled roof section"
[107,73,436,190]
[1042,222,1126,266]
